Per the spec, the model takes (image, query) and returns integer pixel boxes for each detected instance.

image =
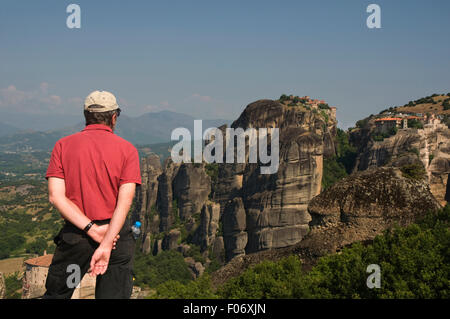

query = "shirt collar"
[82,124,113,133]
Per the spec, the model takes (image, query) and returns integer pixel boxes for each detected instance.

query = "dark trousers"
[43,219,135,299]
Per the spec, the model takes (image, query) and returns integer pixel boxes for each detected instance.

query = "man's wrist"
[86,223,98,237]
[100,239,114,250]
[83,221,94,233]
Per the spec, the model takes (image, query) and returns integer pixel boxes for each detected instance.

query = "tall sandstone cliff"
[214,100,336,260]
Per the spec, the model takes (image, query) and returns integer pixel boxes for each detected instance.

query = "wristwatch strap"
[83,221,94,233]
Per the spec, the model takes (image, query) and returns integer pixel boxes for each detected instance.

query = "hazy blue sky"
[1,0,449,128]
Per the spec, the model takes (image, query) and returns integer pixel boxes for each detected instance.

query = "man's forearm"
[50,195,91,230]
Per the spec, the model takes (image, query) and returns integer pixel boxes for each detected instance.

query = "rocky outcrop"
[137,155,217,262]
[184,257,205,279]
[223,198,248,260]
[352,124,450,206]
[308,167,441,230]
[156,158,180,232]
[173,164,211,220]
[161,229,181,251]
[152,239,162,255]
[212,236,225,263]
[142,233,152,254]
[136,154,162,253]
[192,201,220,251]
[243,129,321,253]
[139,154,162,215]
[211,166,441,286]
[214,99,334,259]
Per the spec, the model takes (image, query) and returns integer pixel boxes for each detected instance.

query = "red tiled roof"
[375,117,402,122]
[24,254,54,267]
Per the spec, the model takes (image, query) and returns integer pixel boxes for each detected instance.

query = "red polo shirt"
[46,124,142,221]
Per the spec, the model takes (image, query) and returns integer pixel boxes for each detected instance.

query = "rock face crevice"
[135,154,162,254]
[173,164,211,220]
[223,197,248,261]
[156,158,180,232]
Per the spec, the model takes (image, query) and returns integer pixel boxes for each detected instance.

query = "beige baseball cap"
[84,90,119,112]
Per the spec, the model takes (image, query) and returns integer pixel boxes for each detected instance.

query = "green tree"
[133,250,193,288]
[400,162,426,180]
[154,207,449,299]
[26,236,48,255]
[218,256,303,298]
[153,274,218,299]
[408,119,423,129]
[321,129,357,189]
[5,272,22,299]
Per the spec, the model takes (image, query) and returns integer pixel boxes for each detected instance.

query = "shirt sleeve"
[120,146,142,186]
[46,141,65,180]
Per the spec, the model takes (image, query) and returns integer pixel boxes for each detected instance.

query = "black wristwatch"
[83,221,94,233]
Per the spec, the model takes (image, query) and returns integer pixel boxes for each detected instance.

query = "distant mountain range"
[0,112,82,132]
[0,122,21,137]
[0,110,229,152]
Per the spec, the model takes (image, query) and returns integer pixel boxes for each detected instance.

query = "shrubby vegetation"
[322,158,347,190]
[279,94,289,103]
[4,272,22,299]
[415,97,434,104]
[407,118,424,129]
[0,152,49,182]
[205,163,219,183]
[133,250,193,288]
[443,98,450,111]
[25,236,48,255]
[371,126,398,142]
[0,180,60,258]
[442,114,450,128]
[355,118,369,128]
[322,129,357,189]
[184,244,206,264]
[400,162,426,180]
[0,234,26,259]
[154,206,450,299]
[429,154,434,165]
[320,110,329,123]
[153,274,218,299]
